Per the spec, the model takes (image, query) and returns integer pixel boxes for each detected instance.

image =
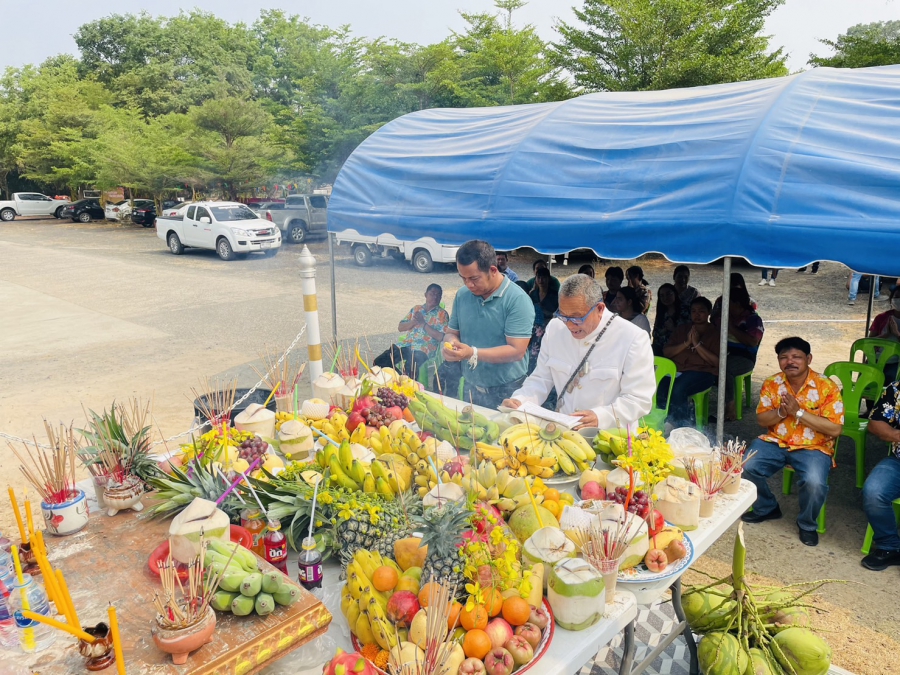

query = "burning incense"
[684,456,732,497]
[718,438,755,475]
[389,577,457,675]
[9,422,79,505]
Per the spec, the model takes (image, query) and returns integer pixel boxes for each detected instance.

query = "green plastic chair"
[734,370,754,420]
[861,498,900,555]
[827,361,885,488]
[689,388,712,430]
[850,338,900,388]
[643,357,677,431]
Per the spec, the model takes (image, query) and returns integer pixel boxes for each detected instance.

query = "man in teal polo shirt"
[443,240,535,408]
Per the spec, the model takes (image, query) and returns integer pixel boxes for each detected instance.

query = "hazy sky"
[0,0,897,73]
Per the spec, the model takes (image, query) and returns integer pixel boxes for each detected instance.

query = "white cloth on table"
[510,310,655,430]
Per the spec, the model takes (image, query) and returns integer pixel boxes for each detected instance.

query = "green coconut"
[523,527,576,590]
[698,632,749,675]
[508,504,560,543]
[682,590,736,633]
[769,606,811,633]
[772,627,831,675]
[746,648,777,675]
[547,558,605,631]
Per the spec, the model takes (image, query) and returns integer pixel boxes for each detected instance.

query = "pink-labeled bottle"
[262,520,288,574]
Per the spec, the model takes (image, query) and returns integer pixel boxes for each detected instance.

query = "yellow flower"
[318,494,334,505]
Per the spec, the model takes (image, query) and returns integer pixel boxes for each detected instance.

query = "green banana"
[219,569,249,593]
[329,456,361,491]
[240,572,263,597]
[273,583,300,606]
[375,477,395,499]
[261,571,283,594]
[255,592,275,616]
[211,590,238,612]
[231,594,255,616]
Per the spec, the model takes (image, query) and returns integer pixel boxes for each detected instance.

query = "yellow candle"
[55,569,80,631]
[25,499,35,541]
[11,545,36,650]
[9,487,27,544]
[108,605,126,675]
[33,556,57,608]
[21,610,96,643]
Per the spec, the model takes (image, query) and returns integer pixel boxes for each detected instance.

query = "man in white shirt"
[502,274,655,430]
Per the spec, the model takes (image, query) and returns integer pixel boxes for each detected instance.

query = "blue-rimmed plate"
[617,531,694,583]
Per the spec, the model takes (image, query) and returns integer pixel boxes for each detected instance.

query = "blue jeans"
[862,455,900,551]
[849,272,881,301]
[660,371,716,427]
[743,439,832,532]
[761,269,779,280]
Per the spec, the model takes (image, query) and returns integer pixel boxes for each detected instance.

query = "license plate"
[260,242,274,249]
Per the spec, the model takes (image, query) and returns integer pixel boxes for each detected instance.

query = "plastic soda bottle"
[297,536,323,591]
[241,508,267,557]
[263,520,288,574]
[0,549,18,649]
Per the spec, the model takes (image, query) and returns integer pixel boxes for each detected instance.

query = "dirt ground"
[1,222,897,673]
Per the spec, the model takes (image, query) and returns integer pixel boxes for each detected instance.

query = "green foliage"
[553,0,788,92]
[809,21,900,69]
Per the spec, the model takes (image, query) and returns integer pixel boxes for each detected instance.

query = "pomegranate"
[528,605,550,631]
[386,591,420,627]
[504,635,534,667]
[483,648,515,675]
[514,622,542,650]
[644,549,668,572]
[459,658,487,675]
[485,617,514,650]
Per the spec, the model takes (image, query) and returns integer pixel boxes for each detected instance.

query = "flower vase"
[41,490,89,536]
[723,471,742,494]
[699,492,718,518]
[152,606,216,665]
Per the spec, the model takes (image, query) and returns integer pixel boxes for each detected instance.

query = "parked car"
[0,192,71,221]
[333,229,458,273]
[130,200,180,227]
[105,199,154,221]
[59,199,105,223]
[263,194,328,244]
[249,201,285,217]
[156,201,281,260]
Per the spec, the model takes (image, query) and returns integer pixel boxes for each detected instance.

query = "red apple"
[483,648,515,675]
[514,622,542,650]
[345,411,365,432]
[581,481,605,500]
[386,591,420,627]
[485,617,514,650]
[459,658,487,675]
[504,635,534,667]
[528,605,550,631]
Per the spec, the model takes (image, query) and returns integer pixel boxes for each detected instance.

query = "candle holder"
[17,542,40,576]
[78,622,116,671]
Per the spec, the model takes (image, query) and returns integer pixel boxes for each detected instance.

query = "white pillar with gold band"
[298,245,324,391]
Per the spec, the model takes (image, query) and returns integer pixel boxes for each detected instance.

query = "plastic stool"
[688,388,712,430]
[861,498,900,555]
[734,371,754,420]
[782,467,827,534]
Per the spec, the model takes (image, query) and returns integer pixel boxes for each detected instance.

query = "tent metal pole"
[328,232,338,343]
[865,275,875,336]
[716,257,732,445]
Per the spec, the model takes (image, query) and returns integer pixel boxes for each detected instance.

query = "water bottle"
[8,574,56,652]
[0,548,19,649]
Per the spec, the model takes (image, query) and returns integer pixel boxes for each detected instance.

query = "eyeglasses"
[553,305,599,326]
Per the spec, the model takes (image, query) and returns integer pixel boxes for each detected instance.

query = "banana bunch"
[315,440,411,499]
[308,411,351,443]
[341,549,404,651]
[368,420,427,460]
[499,422,597,476]
[474,439,556,478]
[441,459,545,512]
[407,392,500,450]
[206,540,299,617]
[592,428,629,463]
[275,411,310,432]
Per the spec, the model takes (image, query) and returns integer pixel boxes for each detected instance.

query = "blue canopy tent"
[327,65,900,440]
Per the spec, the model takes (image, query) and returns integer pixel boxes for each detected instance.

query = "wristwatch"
[796,410,805,421]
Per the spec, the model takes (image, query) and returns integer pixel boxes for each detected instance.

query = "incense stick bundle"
[684,456,733,497]
[251,345,308,396]
[575,511,644,565]
[9,422,79,504]
[389,576,458,675]
[190,376,238,427]
[718,438,755,475]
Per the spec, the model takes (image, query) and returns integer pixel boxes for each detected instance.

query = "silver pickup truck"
[262,194,328,244]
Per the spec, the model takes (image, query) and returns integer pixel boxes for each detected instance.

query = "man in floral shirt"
[861,380,900,570]
[741,337,844,547]
[372,284,449,378]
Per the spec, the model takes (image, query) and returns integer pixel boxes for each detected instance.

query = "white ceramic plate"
[617,531,694,583]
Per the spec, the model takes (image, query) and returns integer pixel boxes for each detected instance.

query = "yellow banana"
[540,466,556,478]
[526,463,543,476]
[558,438,588,462]
[369,436,382,453]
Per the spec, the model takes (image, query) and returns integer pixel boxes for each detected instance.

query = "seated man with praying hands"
[741,337,844,548]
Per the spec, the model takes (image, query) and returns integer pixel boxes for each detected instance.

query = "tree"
[0,97,19,199]
[553,0,788,92]
[809,21,900,68]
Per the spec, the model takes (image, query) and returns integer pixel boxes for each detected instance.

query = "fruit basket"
[350,598,556,675]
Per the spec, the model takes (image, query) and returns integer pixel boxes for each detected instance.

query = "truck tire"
[353,245,373,267]
[167,232,184,255]
[288,221,308,244]
[0,208,15,222]
[217,237,237,261]
[412,249,434,273]
[54,207,66,219]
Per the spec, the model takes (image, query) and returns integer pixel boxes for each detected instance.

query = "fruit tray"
[617,532,694,583]
[351,598,555,675]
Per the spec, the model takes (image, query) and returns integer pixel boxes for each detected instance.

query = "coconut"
[302,398,331,420]
[363,366,397,388]
[233,404,276,439]
[278,420,314,460]
[547,558,605,630]
[524,527,576,589]
[772,627,831,675]
[605,468,643,492]
[422,482,466,508]
[652,476,701,531]
[508,504,560,543]
[312,372,345,404]
[698,632,749,675]
[169,498,230,563]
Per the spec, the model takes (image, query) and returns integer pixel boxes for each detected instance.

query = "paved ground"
[1,216,898,673]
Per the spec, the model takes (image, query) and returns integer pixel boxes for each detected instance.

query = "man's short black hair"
[690,296,712,313]
[535,267,550,279]
[605,266,624,281]
[456,240,496,273]
[425,283,442,296]
[775,336,811,356]
[532,259,548,271]
[673,265,690,277]
[496,251,509,259]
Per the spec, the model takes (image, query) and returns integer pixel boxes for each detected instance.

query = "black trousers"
[372,344,429,379]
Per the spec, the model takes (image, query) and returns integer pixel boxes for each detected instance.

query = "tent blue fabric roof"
[328,66,900,276]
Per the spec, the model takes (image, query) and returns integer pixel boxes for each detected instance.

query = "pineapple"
[413,501,472,593]
[80,400,160,485]
[144,459,244,520]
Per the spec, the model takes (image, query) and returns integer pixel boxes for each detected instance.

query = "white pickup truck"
[333,229,459,273]
[155,201,282,261]
[0,193,71,221]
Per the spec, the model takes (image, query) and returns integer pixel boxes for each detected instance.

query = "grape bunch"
[611,487,651,518]
[377,387,408,410]
[238,435,268,464]
[361,403,390,429]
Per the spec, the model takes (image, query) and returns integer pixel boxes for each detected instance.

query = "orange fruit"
[485,588,504,617]
[447,601,463,631]
[460,604,488,631]
[543,500,561,519]
[501,596,531,626]
[543,488,561,502]
[463,629,492,660]
[372,566,399,592]
[418,582,441,608]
